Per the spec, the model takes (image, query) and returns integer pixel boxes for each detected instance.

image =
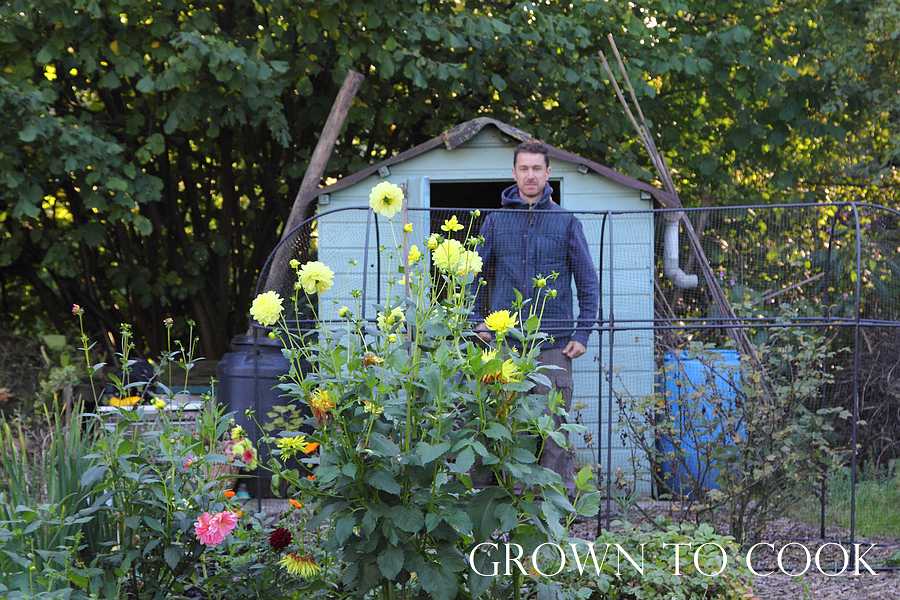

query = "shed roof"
[314,117,677,207]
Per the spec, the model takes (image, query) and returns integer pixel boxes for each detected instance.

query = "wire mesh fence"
[254,201,899,566]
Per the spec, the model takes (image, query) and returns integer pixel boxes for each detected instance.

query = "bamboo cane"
[599,35,773,398]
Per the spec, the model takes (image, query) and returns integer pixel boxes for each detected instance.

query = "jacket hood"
[501,183,553,208]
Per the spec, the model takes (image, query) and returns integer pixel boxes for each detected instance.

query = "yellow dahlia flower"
[441,215,464,232]
[279,553,321,579]
[297,261,334,295]
[152,398,166,410]
[456,250,483,276]
[109,395,140,408]
[484,310,517,334]
[432,238,464,274]
[276,434,307,460]
[499,359,523,383]
[407,244,422,265]
[369,181,404,219]
[482,358,522,384]
[276,434,318,460]
[427,233,440,250]
[250,291,284,326]
[481,349,498,363]
[403,222,413,233]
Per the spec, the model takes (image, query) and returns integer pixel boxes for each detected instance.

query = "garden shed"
[302,117,675,491]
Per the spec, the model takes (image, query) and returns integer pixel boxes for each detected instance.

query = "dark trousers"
[535,348,576,495]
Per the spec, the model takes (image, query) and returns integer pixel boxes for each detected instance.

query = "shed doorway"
[428,180,562,237]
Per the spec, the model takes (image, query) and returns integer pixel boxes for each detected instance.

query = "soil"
[748,517,900,600]
[570,511,900,600]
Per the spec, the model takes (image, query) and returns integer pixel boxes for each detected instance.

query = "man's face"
[513,152,550,203]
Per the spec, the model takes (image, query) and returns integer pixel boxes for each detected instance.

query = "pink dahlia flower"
[194,510,239,546]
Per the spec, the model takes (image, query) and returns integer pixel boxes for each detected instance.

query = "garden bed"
[569,506,900,600]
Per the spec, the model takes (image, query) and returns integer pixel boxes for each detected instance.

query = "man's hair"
[513,141,550,168]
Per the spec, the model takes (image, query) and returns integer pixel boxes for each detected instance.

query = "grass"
[792,467,900,538]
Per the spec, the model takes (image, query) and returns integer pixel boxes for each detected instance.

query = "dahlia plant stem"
[404,386,413,453]
[526,289,550,357]
[75,312,98,404]
[180,320,196,392]
[165,319,173,392]
[277,314,314,378]
[117,324,133,397]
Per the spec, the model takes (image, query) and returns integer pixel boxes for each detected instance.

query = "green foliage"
[0,401,111,597]
[0,321,316,598]
[548,521,752,599]
[263,211,599,598]
[1,0,896,354]
[620,322,847,543]
[792,466,900,539]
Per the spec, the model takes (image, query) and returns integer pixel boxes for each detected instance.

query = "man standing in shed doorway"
[475,141,600,495]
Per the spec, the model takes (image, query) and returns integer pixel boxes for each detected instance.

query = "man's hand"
[475,322,492,343]
[562,340,586,359]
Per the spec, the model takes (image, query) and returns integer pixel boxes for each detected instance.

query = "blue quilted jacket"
[473,184,600,349]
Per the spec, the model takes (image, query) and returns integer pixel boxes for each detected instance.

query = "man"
[474,140,600,495]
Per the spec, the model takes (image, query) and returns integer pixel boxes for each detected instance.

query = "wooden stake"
[599,36,773,398]
[258,69,364,299]
[281,69,365,240]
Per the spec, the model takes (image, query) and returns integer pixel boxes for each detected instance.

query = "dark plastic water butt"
[658,349,742,499]
[216,333,301,497]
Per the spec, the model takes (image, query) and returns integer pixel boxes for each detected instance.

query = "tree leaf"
[575,491,600,517]
[136,76,154,93]
[574,465,594,492]
[18,124,39,143]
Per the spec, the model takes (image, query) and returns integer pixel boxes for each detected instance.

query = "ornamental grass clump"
[256,186,600,599]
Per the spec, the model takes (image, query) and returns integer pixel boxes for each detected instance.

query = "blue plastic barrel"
[658,349,741,498]
[217,333,300,496]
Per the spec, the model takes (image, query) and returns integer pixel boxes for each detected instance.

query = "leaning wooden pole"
[599,35,771,392]
[259,69,364,297]
[281,69,365,241]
